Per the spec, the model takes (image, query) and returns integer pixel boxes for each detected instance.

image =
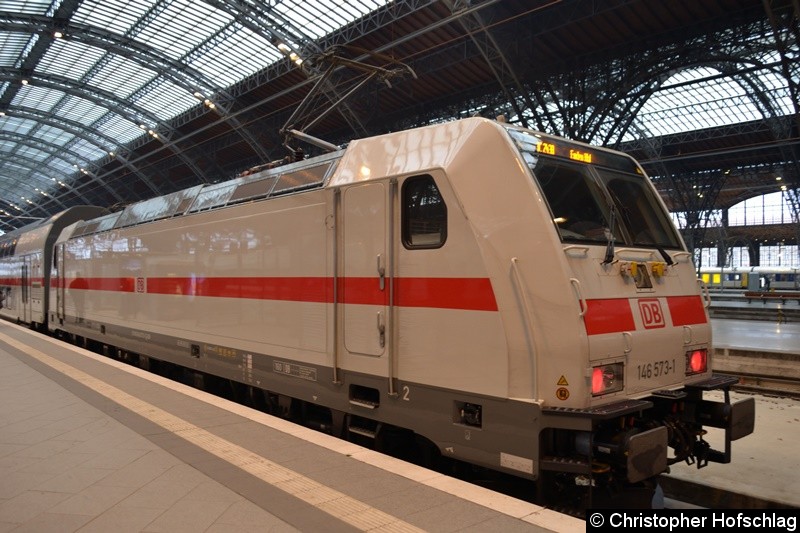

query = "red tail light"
[591,363,624,396]
[591,367,604,394]
[686,348,708,375]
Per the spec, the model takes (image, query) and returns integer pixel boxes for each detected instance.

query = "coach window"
[402,175,447,249]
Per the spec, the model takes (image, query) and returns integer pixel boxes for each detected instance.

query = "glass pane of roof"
[14,146,48,162]
[71,0,154,35]
[48,159,75,175]
[189,27,282,85]
[135,0,232,59]
[627,65,794,141]
[89,56,158,99]
[273,0,385,40]
[58,96,110,126]
[0,0,53,15]
[12,85,63,112]
[69,138,107,161]
[0,32,33,66]
[135,78,196,118]
[37,40,106,79]
[37,126,75,146]
[97,115,146,145]
[2,117,35,135]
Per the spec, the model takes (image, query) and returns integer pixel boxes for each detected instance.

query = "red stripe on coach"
[584,298,636,335]
[67,277,135,292]
[667,295,707,326]
[148,276,332,303]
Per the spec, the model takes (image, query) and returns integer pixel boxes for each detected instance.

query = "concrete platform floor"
[712,318,800,355]
[1,318,797,532]
[0,322,577,532]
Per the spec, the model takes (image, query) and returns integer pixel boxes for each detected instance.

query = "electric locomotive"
[1,118,755,509]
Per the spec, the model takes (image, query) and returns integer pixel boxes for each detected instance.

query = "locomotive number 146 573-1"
[637,359,676,380]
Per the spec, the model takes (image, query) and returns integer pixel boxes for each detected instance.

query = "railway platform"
[0,321,577,532]
[1,319,797,532]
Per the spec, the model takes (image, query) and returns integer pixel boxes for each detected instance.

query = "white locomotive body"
[2,118,754,508]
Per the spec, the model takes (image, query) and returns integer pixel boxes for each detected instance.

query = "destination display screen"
[506,127,641,174]
[535,141,594,164]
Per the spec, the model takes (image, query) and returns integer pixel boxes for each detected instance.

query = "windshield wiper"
[657,246,675,266]
[602,204,616,264]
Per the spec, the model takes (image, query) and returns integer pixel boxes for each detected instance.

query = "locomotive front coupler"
[683,373,755,466]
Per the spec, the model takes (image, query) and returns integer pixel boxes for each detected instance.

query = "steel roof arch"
[2,105,160,197]
[0,132,118,204]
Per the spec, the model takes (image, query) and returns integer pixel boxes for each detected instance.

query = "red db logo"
[638,299,665,329]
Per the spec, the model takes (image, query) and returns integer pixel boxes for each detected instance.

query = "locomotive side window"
[402,175,447,249]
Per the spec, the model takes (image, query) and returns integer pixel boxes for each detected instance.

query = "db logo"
[638,298,665,329]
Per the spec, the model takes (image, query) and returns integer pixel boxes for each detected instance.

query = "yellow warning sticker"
[556,388,570,401]
[557,375,569,386]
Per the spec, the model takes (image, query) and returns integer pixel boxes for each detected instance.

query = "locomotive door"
[341,182,390,368]
[20,257,31,323]
[55,244,65,322]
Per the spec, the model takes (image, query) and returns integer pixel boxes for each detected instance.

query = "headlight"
[685,348,708,375]
[591,363,624,396]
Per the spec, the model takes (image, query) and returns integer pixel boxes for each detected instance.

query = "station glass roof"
[0,0,389,224]
[0,0,796,234]
[631,60,795,139]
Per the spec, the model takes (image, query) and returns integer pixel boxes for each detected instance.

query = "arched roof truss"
[0,0,796,244]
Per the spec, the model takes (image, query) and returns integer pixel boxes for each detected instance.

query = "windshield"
[507,128,683,250]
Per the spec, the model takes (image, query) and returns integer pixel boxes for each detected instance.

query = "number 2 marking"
[402,385,410,401]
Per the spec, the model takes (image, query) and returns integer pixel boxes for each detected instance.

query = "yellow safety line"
[0,331,425,533]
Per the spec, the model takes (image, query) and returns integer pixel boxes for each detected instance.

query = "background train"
[699,266,800,291]
[0,117,754,511]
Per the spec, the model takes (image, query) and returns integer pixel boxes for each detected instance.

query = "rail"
[743,290,800,304]
[708,291,800,322]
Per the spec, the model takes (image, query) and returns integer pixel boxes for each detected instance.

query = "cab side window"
[402,175,447,249]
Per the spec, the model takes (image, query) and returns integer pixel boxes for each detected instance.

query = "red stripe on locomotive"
[584,298,636,335]
[667,295,708,326]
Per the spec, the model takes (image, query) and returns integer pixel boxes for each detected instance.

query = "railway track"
[660,476,798,510]
[708,291,800,322]
[713,343,800,399]
[732,374,800,399]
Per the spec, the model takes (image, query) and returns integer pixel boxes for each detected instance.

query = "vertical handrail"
[332,189,341,384]
[387,178,398,397]
[511,257,539,402]
[56,244,64,321]
[622,331,633,354]
[569,278,588,317]
[697,278,711,308]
